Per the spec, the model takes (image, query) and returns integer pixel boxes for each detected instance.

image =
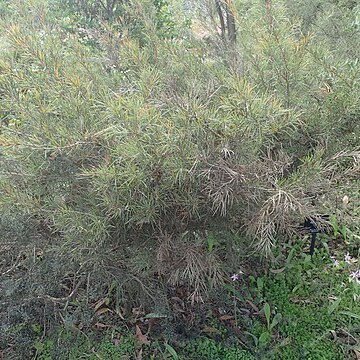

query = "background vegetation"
[0,0,359,358]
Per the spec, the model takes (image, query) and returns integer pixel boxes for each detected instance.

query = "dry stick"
[106,266,156,302]
[44,276,84,304]
[129,274,156,302]
[0,253,24,276]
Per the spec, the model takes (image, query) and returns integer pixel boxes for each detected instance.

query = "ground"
[1,230,359,359]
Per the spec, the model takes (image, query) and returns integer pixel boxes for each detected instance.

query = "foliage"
[32,331,136,359]
[13,243,359,360]
[182,338,255,360]
[1,0,357,249]
[51,0,189,41]
[251,245,360,359]
[0,0,359,358]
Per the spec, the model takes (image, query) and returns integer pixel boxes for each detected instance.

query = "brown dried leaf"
[246,300,259,313]
[353,349,360,360]
[135,325,150,346]
[219,314,234,321]
[95,322,111,329]
[94,297,109,312]
[201,326,218,334]
[136,348,143,360]
[96,307,111,316]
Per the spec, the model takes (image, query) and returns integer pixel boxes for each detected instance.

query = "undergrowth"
[23,242,359,360]
[0,0,359,358]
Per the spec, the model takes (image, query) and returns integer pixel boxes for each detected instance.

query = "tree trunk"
[215,0,226,39]
[215,0,236,45]
[225,0,236,44]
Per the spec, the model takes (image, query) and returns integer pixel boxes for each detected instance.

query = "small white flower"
[38,30,46,38]
[330,256,339,267]
[231,273,239,282]
[342,195,349,205]
[344,252,352,264]
[221,147,234,160]
[350,270,360,284]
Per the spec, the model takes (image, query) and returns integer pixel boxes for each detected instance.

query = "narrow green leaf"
[259,331,271,346]
[144,313,168,319]
[244,331,258,346]
[327,298,341,315]
[286,248,295,267]
[207,232,216,253]
[340,311,360,320]
[165,343,179,360]
[264,303,271,329]
[270,313,282,330]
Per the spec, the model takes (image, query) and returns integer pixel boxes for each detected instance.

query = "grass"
[27,240,359,360]
[252,243,360,359]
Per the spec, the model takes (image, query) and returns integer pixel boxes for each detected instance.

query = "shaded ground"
[1,223,359,359]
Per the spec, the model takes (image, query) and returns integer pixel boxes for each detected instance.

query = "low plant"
[254,245,360,359]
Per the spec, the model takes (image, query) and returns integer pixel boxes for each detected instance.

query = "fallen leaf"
[94,297,109,312]
[144,312,168,319]
[201,326,218,334]
[219,314,234,321]
[270,267,285,274]
[96,307,111,316]
[95,322,111,329]
[136,348,143,360]
[135,325,150,346]
[246,300,259,313]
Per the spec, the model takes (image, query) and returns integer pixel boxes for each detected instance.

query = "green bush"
[0,0,359,305]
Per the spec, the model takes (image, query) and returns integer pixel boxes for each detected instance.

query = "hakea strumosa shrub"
[0,0,359,295]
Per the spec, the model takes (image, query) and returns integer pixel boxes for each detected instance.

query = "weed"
[183,338,255,360]
[254,246,360,359]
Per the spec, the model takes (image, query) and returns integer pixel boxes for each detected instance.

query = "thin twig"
[0,253,24,277]
[44,277,84,304]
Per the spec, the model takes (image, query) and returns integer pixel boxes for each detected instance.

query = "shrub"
[0,0,359,305]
